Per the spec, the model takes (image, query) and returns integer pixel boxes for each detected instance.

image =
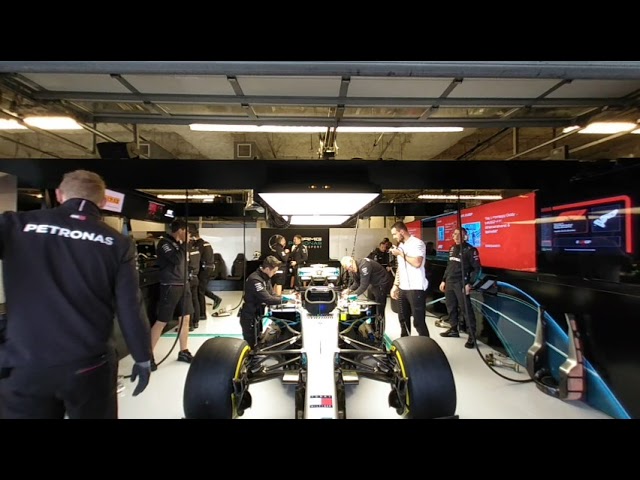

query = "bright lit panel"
[258,192,379,215]
[338,126,463,133]
[577,122,637,134]
[23,116,83,130]
[0,119,27,130]
[289,215,350,225]
[190,124,325,133]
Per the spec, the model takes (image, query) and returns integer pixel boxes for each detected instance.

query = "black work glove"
[130,361,151,396]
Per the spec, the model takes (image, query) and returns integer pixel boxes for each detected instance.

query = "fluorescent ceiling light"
[23,116,83,130]
[190,124,326,133]
[157,194,218,200]
[562,125,581,133]
[190,124,463,133]
[418,194,503,200]
[337,126,463,133]
[289,215,350,225]
[576,122,637,134]
[258,192,379,216]
[0,119,28,130]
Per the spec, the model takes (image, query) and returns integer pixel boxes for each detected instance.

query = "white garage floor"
[116,291,612,420]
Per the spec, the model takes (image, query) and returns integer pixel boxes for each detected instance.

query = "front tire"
[183,337,251,419]
[391,336,457,419]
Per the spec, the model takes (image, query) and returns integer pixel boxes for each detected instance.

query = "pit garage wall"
[196,226,395,275]
[429,260,640,419]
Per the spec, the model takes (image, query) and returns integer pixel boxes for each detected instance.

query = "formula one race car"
[183,286,457,419]
[296,263,341,286]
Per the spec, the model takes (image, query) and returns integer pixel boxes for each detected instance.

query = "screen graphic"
[434,193,537,272]
[406,220,422,240]
[147,201,166,222]
[540,195,632,254]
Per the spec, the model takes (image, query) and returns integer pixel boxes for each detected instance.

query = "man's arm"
[466,247,482,285]
[158,240,182,266]
[252,279,283,306]
[393,243,424,269]
[348,272,360,293]
[201,242,214,265]
[114,241,152,364]
[351,262,372,296]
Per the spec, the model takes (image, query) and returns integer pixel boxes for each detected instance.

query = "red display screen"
[406,220,422,240]
[540,195,633,254]
[436,193,538,272]
[436,214,458,254]
[147,201,166,221]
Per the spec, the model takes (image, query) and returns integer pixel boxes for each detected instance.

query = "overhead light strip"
[157,194,219,200]
[190,124,463,133]
[418,194,503,200]
[0,116,83,130]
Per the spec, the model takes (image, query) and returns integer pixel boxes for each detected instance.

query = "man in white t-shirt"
[389,221,430,337]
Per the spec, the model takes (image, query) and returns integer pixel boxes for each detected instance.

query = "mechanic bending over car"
[239,255,288,347]
[0,169,152,419]
[340,256,393,321]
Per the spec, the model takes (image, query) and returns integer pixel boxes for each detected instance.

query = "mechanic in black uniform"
[288,234,308,289]
[439,227,482,348]
[149,219,194,365]
[367,241,391,267]
[340,256,393,322]
[187,226,202,330]
[0,169,152,419]
[271,234,289,295]
[239,255,284,347]
[189,224,221,316]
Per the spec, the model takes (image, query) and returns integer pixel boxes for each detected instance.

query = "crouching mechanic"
[0,169,152,419]
[239,256,284,347]
[340,256,393,322]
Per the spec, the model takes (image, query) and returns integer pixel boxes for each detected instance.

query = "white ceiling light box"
[288,215,351,225]
[258,192,380,216]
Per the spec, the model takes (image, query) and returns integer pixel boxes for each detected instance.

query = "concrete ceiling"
[1,61,640,211]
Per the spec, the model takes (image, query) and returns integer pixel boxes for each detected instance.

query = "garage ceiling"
[1,61,640,212]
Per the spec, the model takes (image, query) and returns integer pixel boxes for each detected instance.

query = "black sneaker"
[464,338,475,349]
[177,350,194,363]
[213,297,222,310]
[440,328,460,338]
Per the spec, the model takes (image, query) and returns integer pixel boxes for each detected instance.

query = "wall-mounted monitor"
[147,200,167,222]
[434,193,538,272]
[436,213,458,254]
[540,195,633,255]
[405,219,422,240]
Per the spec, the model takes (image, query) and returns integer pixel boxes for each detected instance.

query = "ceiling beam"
[3,61,640,79]
[31,91,635,108]
[0,158,634,191]
[90,113,574,129]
